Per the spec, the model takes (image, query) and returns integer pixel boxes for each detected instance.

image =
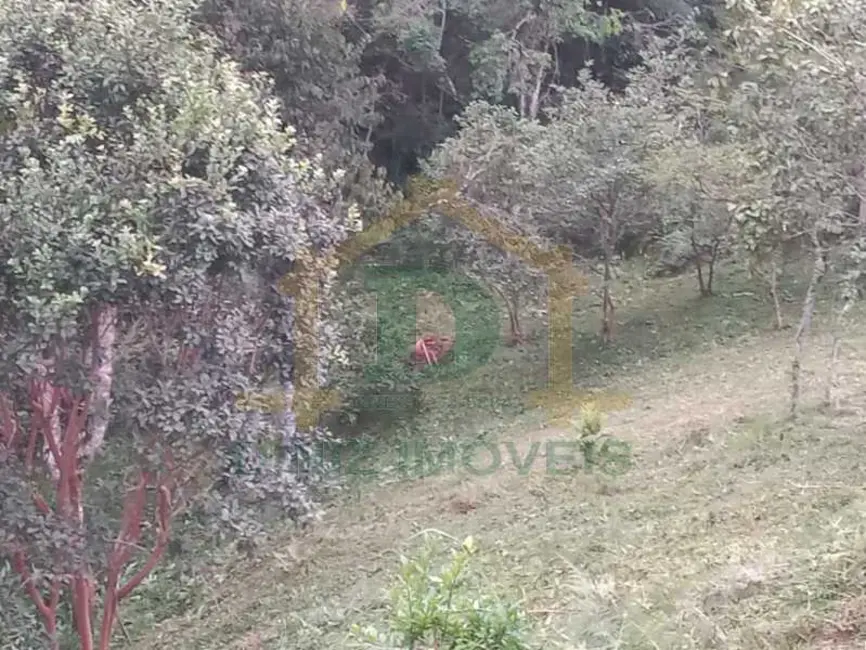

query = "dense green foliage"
[0,0,358,646]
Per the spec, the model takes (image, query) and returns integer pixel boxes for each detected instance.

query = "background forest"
[3,0,866,648]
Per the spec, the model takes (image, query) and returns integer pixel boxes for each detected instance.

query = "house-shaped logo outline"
[276,176,592,428]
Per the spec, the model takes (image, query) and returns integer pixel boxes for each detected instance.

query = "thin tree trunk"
[81,304,117,463]
[769,257,784,329]
[695,257,706,295]
[509,289,523,343]
[691,231,710,296]
[488,282,522,344]
[280,382,297,448]
[857,166,866,236]
[751,250,785,329]
[37,361,62,483]
[601,256,615,344]
[527,64,545,120]
[599,209,617,344]
[436,0,447,51]
[790,232,827,420]
[825,333,842,410]
[825,295,850,410]
[706,242,719,295]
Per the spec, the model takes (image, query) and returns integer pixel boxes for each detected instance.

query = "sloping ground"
[126,304,866,650]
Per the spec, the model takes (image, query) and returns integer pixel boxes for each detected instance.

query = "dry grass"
[123,264,866,650]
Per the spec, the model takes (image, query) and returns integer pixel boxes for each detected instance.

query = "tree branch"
[116,484,172,601]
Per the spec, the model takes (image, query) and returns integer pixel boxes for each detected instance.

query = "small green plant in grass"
[348,534,530,649]
[573,402,633,475]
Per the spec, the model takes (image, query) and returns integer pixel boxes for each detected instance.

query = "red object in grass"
[412,334,454,366]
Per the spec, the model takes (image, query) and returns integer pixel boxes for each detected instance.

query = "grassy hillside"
[120,262,866,650]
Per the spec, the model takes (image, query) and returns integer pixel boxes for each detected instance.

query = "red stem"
[9,380,179,650]
[98,477,173,649]
[117,484,172,600]
[32,493,51,515]
[12,552,59,649]
[72,574,95,650]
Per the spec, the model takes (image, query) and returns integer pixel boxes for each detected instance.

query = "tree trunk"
[488,282,522,344]
[37,364,62,483]
[601,256,615,344]
[695,256,706,296]
[825,295,851,410]
[769,257,784,329]
[691,231,711,297]
[825,332,843,411]
[81,304,117,464]
[857,165,866,236]
[750,250,785,329]
[7,377,174,650]
[790,232,827,420]
[599,208,617,344]
[527,65,544,120]
[508,289,523,344]
[706,242,720,295]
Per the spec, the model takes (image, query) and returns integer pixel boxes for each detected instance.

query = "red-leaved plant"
[0,381,176,650]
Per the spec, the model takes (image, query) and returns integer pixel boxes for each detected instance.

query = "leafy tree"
[369,0,622,117]
[461,0,623,118]
[197,0,383,162]
[516,44,696,342]
[424,102,551,342]
[648,140,742,295]
[646,40,759,298]
[427,29,698,343]
[195,0,404,260]
[723,0,866,416]
[0,0,360,647]
[356,0,626,179]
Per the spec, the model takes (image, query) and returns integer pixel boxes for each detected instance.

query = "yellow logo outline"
[256,176,629,429]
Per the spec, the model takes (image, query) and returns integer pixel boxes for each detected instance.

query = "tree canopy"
[0,0,360,645]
